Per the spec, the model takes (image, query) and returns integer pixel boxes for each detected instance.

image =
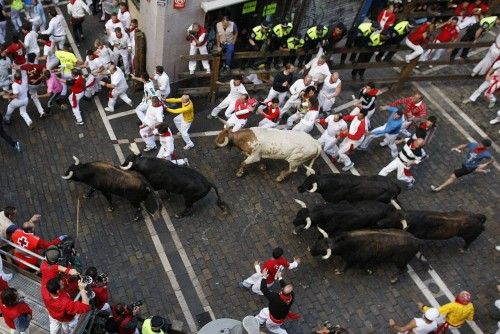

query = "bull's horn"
[61,171,74,180]
[305,217,312,230]
[390,199,402,210]
[307,182,318,193]
[72,156,80,165]
[401,219,409,230]
[317,226,329,239]
[120,161,133,170]
[304,165,316,176]
[129,144,140,156]
[216,136,229,148]
[293,198,307,208]
[321,248,332,260]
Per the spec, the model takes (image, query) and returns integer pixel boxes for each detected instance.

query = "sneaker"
[104,107,114,112]
[490,118,500,125]
[342,162,354,171]
[14,141,21,152]
[183,158,190,167]
[76,121,84,126]
[379,141,388,147]
[39,112,48,118]
[2,273,13,282]
[462,99,472,104]
[471,72,477,77]
[183,143,194,150]
[407,180,415,189]
[488,100,496,109]
[189,70,194,75]
[144,146,157,152]
[430,185,440,192]
[238,282,249,289]
[207,113,214,119]
[126,100,133,107]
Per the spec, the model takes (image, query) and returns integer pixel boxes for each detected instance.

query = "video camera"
[77,275,96,299]
[127,300,143,311]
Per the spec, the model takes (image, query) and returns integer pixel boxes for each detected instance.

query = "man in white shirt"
[318,72,341,112]
[117,2,131,30]
[140,96,164,151]
[154,65,170,99]
[465,59,500,104]
[109,27,131,75]
[67,0,91,43]
[105,13,125,44]
[22,23,40,57]
[301,55,330,84]
[131,72,157,122]
[281,75,313,115]
[41,8,66,49]
[4,71,32,128]
[101,63,132,112]
[317,111,348,159]
[209,75,247,119]
[186,22,210,75]
[84,50,106,98]
[38,34,58,70]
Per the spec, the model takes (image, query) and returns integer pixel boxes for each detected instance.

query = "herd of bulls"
[60,127,486,283]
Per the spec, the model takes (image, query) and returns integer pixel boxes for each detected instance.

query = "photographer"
[0,287,32,334]
[42,277,91,334]
[85,267,110,313]
[107,302,142,334]
[186,22,210,75]
[40,245,79,293]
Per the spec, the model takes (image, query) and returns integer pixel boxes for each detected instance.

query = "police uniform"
[375,21,411,62]
[298,25,328,66]
[352,31,385,79]
[269,22,293,67]
[282,36,304,65]
[451,16,498,60]
[248,24,270,68]
[348,22,374,64]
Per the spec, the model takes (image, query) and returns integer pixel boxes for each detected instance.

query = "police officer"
[142,315,171,334]
[375,20,412,62]
[347,20,380,64]
[248,19,272,69]
[269,19,293,68]
[281,35,304,66]
[298,24,328,66]
[450,16,500,61]
[352,30,388,80]
[323,22,347,53]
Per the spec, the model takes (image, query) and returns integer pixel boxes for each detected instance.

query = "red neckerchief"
[367,88,380,96]
[159,131,171,137]
[120,8,128,14]
[69,0,75,4]
[152,101,163,108]
[308,107,319,112]
[42,40,52,47]
[14,79,22,84]
[473,146,487,154]
[112,18,120,24]
[279,292,292,304]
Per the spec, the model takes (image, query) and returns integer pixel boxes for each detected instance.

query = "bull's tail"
[209,182,228,213]
[144,188,162,215]
[303,143,322,176]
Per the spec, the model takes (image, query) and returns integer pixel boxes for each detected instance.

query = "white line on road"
[107,109,137,120]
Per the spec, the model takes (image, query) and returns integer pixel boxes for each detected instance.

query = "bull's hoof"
[236,170,245,178]
[333,269,343,275]
[390,276,399,284]
[133,215,143,222]
[106,207,115,212]
[258,164,267,171]
[276,175,285,182]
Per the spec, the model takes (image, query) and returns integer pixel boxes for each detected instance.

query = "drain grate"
[195,311,212,328]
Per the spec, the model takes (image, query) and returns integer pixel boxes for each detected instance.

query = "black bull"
[310,229,423,283]
[120,154,227,218]
[298,174,401,203]
[61,157,160,219]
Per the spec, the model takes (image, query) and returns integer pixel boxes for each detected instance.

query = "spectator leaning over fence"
[42,277,91,334]
[186,22,210,75]
[268,19,293,69]
[216,16,238,72]
[280,35,304,67]
[451,16,499,61]
[421,17,460,63]
[322,22,347,54]
[0,287,33,334]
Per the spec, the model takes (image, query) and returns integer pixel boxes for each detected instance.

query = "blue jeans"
[222,43,234,68]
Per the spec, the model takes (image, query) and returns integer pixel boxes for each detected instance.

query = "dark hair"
[4,206,16,218]
[131,19,138,25]
[367,81,375,88]
[481,139,492,147]
[27,53,37,63]
[309,96,319,109]
[46,278,61,294]
[156,65,164,73]
[38,34,50,41]
[63,43,72,50]
[141,72,150,81]
[85,266,98,279]
[22,22,31,32]
[271,98,279,104]
[12,35,19,43]
[233,75,243,81]
[111,12,117,16]
[48,8,57,17]
[428,116,437,125]
[304,86,316,96]
[156,122,170,134]
[1,288,18,307]
[272,247,284,259]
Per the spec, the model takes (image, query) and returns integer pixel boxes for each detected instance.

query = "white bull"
[215,127,322,182]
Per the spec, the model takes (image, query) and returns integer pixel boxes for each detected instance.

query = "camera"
[127,300,143,310]
[188,30,195,36]
[57,237,80,270]
[97,273,108,284]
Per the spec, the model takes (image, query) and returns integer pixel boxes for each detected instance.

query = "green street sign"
[242,0,257,14]
[263,2,277,16]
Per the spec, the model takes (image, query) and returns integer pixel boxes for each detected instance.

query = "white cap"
[424,308,440,321]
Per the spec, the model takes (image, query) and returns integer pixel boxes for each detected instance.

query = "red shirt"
[91,286,109,310]
[377,9,396,31]
[262,102,280,122]
[408,23,430,45]
[234,99,252,120]
[0,278,9,292]
[40,261,61,291]
[41,288,90,322]
[436,23,459,43]
[188,25,208,46]
[455,3,474,16]
[0,297,32,329]
[342,114,367,141]
[111,306,136,334]
[20,63,45,85]
[261,257,290,285]
[3,42,25,65]
[11,229,60,269]
[390,96,427,119]
[70,75,86,94]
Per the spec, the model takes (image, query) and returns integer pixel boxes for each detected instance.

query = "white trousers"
[286,112,302,129]
[69,91,84,122]
[421,40,444,61]
[114,49,130,75]
[10,10,22,31]
[360,127,399,157]
[189,44,210,72]
[6,98,31,126]
[458,15,477,30]
[28,84,45,115]
[108,87,131,110]
[258,118,277,128]
[292,120,313,133]
[405,38,424,62]
[0,21,6,44]
[318,91,336,112]
[135,101,148,122]
[226,114,247,132]
[139,126,156,148]
[173,114,193,146]
[281,95,300,114]
[318,132,339,157]
[50,35,66,49]
[469,80,491,102]
[242,272,273,295]
[378,158,414,184]
[265,88,288,106]
[84,74,100,98]
[49,314,78,334]
[211,95,237,118]
[338,138,363,167]
[156,136,187,165]
[256,308,287,334]
[10,328,30,334]
[473,44,500,75]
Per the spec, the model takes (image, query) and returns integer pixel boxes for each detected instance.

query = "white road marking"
[57,9,209,332]
[107,109,137,120]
